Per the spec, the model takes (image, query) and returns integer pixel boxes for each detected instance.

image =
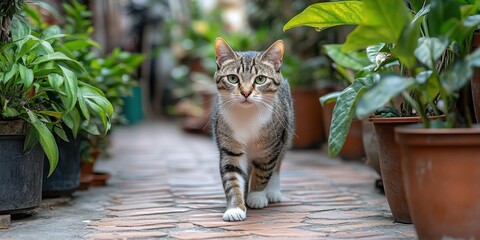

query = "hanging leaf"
[323,44,370,71]
[283,1,364,31]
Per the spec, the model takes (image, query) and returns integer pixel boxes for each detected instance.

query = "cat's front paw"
[223,208,246,221]
[267,190,282,203]
[247,192,268,209]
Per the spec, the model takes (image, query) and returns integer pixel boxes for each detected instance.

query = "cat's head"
[214,37,284,109]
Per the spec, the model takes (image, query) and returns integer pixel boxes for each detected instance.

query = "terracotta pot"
[471,31,480,123]
[395,125,480,239]
[370,117,424,223]
[291,88,325,149]
[322,101,365,160]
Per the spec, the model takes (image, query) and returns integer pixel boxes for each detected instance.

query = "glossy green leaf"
[79,85,113,133]
[366,44,385,63]
[323,44,370,71]
[26,110,58,176]
[23,126,38,153]
[319,91,341,106]
[15,38,39,62]
[3,63,19,84]
[47,73,64,90]
[327,80,367,158]
[391,17,421,69]
[18,64,34,88]
[440,60,473,94]
[53,126,69,142]
[283,1,363,32]
[409,0,431,12]
[30,52,79,66]
[40,25,62,40]
[11,17,31,42]
[427,0,460,37]
[59,65,78,112]
[414,37,448,69]
[37,110,62,119]
[356,74,415,119]
[62,108,81,138]
[342,0,410,52]
[2,106,19,118]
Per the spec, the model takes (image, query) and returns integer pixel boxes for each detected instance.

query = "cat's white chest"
[224,107,271,144]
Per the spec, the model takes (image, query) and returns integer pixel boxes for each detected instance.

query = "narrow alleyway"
[2,120,416,239]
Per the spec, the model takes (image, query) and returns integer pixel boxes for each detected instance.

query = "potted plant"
[286,0,480,237]
[0,2,104,212]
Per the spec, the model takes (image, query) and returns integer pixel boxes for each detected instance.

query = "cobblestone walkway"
[85,121,416,239]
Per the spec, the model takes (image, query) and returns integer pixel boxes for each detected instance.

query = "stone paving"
[84,121,416,239]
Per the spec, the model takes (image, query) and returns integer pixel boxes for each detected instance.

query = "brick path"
[86,121,416,239]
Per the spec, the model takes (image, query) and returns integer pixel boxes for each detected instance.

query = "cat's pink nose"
[241,91,251,98]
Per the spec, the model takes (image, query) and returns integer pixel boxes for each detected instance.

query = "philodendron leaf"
[356,74,415,119]
[323,44,370,71]
[328,80,368,158]
[414,37,448,69]
[283,1,364,32]
[26,109,58,176]
[319,91,341,106]
[440,59,473,94]
[342,0,410,52]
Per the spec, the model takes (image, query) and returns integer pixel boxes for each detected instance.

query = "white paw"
[267,190,282,203]
[247,192,268,209]
[223,208,246,221]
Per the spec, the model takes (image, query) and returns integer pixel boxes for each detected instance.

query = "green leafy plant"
[285,0,480,157]
[0,14,111,176]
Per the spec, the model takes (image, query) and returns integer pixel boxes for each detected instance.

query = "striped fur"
[211,38,294,221]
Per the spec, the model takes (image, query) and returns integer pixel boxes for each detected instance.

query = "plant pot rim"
[395,123,480,134]
[369,115,445,123]
[0,119,28,135]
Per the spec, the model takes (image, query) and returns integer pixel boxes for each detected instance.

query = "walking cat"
[211,37,294,221]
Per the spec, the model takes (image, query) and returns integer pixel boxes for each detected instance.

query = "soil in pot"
[396,125,480,239]
[370,117,424,224]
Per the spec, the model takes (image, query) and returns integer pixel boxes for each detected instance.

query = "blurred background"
[36,0,358,149]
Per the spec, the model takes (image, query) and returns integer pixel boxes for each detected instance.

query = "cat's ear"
[260,40,284,72]
[215,37,238,69]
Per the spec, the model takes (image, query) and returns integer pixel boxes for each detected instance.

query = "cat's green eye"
[255,76,267,85]
[226,75,239,84]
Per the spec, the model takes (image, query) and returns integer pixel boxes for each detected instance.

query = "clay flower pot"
[370,117,423,223]
[395,125,480,239]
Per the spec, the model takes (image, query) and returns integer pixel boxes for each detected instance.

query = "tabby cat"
[211,37,294,221]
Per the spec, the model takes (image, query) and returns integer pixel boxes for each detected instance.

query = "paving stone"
[308,210,383,219]
[88,224,176,231]
[0,215,10,229]
[246,228,327,238]
[91,219,178,227]
[106,203,172,211]
[85,231,168,239]
[327,231,384,239]
[171,231,250,239]
[109,207,190,217]
[221,222,308,231]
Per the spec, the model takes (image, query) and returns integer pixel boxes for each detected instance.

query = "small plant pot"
[370,117,423,223]
[0,135,44,214]
[470,31,480,123]
[395,124,480,239]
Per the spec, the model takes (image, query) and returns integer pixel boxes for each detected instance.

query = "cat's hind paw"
[247,192,268,209]
[267,190,282,203]
[223,208,246,221]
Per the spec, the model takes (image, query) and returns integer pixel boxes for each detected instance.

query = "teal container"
[123,85,144,124]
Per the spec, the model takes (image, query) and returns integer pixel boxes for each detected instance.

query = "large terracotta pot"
[322,101,365,160]
[291,88,325,149]
[395,125,480,239]
[370,117,423,223]
[470,31,480,123]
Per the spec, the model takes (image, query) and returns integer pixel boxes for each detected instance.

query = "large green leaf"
[26,110,58,176]
[319,91,341,106]
[356,74,415,119]
[79,85,113,133]
[47,73,64,90]
[328,79,368,158]
[62,108,81,137]
[391,16,422,69]
[440,60,473,94]
[18,64,34,88]
[59,65,78,112]
[15,37,39,62]
[427,0,461,37]
[283,1,364,31]
[414,37,448,69]
[3,63,18,83]
[323,44,370,71]
[11,17,31,42]
[342,0,410,52]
